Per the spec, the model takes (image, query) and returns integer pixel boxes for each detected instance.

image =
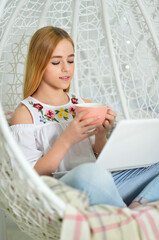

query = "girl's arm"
[34,111,99,175]
[11,105,100,175]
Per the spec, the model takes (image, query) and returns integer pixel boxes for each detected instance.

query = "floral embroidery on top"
[29,94,78,124]
[29,102,58,124]
[71,96,78,104]
[69,106,76,118]
[55,107,70,120]
[45,110,55,119]
[33,103,43,110]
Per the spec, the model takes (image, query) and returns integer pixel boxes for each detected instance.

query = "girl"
[11,26,159,208]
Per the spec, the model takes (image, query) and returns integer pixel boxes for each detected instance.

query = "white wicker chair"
[0,0,159,120]
[0,0,159,239]
[0,101,67,239]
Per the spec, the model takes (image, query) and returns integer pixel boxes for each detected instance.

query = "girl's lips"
[59,76,70,81]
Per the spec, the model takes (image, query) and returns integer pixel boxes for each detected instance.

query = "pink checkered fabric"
[61,202,159,240]
[42,176,159,240]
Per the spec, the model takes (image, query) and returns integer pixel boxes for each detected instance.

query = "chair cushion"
[41,176,90,210]
[61,201,159,240]
[41,176,159,240]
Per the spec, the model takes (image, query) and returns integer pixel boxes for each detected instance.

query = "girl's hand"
[95,108,117,136]
[62,111,100,146]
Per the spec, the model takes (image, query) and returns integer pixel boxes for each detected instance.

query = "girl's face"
[42,39,74,91]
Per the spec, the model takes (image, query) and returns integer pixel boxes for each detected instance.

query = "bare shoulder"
[82,98,92,103]
[10,104,33,125]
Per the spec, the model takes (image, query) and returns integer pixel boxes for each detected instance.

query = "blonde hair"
[23,26,74,99]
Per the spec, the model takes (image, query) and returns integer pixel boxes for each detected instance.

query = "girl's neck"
[32,89,69,106]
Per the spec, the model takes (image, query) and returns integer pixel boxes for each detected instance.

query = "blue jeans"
[60,162,159,207]
[113,162,159,205]
[60,163,125,207]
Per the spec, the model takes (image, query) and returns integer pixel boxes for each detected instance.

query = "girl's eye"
[68,60,74,64]
[52,62,60,65]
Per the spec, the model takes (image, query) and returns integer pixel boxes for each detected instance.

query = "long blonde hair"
[23,26,74,99]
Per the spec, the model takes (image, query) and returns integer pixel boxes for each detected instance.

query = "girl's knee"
[61,163,123,206]
[70,163,113,186]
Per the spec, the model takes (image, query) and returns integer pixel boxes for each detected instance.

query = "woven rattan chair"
[0,101,67,239]
[1,103,159,240]
[0,1,159,239]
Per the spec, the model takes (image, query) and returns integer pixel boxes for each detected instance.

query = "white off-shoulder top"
[10,92,96,174]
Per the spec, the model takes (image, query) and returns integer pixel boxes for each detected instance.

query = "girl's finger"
[80,116,100,127]
[83,129,97,137]
[82,122,102,132]
[105,114,115,121]
[103,120,112,130]
[103,119,109,127]
[107,108,117,117]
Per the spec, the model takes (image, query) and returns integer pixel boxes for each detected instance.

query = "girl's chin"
[61,83,70,90]
[62,80,71,86]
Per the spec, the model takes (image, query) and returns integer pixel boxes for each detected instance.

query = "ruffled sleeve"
[10,124,43,168]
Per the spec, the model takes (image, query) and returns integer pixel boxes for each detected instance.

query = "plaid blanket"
[41,176,159,240]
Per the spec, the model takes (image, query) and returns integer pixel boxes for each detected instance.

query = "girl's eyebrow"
[51,54,74,59]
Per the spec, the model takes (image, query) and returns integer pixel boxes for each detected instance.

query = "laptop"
[96,119,159,171]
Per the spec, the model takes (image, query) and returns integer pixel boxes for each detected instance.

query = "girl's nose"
[61,61,69,72]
